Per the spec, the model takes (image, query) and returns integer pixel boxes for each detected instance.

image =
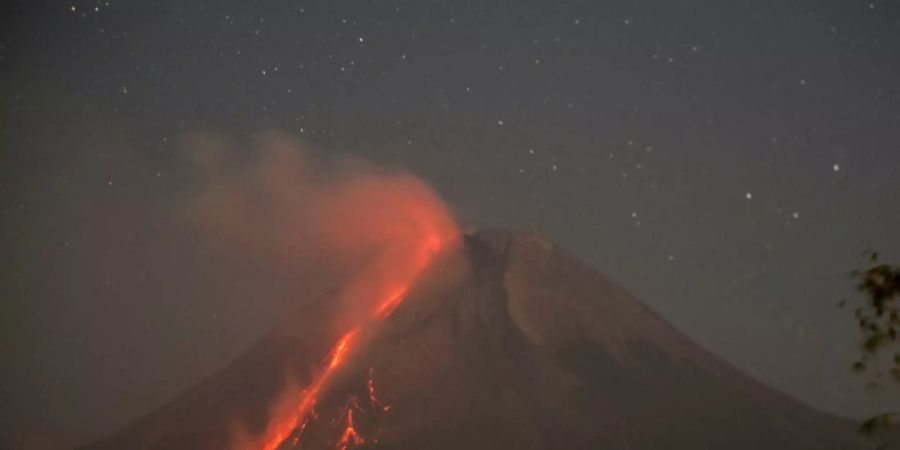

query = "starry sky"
[2,0,900,447]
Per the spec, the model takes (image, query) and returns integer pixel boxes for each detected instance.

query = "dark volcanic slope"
[83,230,866,450]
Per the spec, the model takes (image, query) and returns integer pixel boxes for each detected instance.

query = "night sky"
[2,0,900,447]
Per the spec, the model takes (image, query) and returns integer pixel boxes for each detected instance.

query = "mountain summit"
[83,230,865,450]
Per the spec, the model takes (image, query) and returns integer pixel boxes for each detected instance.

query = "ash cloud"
[2,129,457,449]
[180,130,458,332]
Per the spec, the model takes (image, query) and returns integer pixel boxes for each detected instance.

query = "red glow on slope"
[367,368,391,412]
[336,403,364,450]
[185,137,458,450]
[247,223,456,450]
[255,330,358,450]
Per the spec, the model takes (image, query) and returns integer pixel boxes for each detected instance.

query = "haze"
[2,1,899,448]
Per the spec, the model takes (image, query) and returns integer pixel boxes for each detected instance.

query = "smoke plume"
[180,130,459,332]
[3,127,458,449]
[180,131,459,450]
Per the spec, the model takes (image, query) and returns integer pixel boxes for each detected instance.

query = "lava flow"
[335,398,365,450]
[367,368,391,413]
[249,230,456,450]
[181,136,458,450]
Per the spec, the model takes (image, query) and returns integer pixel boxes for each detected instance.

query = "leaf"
[864,334,885,352]
[859,412,896,436]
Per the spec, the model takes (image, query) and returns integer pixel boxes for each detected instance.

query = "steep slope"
[82,230,866,450]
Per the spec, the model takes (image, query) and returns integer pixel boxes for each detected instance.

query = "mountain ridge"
[82,229,870,450]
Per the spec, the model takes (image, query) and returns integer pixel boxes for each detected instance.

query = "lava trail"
[367,368,390,413]
[182,135,458,450]
[335,398,364,450]
[253,232,455,450]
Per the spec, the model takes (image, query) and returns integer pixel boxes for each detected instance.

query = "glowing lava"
[250,231,456,450]
[367,368,391,413]
[335,399,364,450]
[183,136,458,450]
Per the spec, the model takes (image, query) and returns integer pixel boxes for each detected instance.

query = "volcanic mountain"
[82,230,871,450]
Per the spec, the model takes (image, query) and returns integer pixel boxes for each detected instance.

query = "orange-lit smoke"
[182,131,458,323]
[181,131,458,450]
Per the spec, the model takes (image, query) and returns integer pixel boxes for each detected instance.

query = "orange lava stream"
[255,232,453,450]
[336,408,364,450]
[367,368,391,412]
[258,331,358,450]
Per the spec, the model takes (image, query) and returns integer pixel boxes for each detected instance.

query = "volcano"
[82,230,870,450]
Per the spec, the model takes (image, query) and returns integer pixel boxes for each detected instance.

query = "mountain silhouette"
[82,230,872,450]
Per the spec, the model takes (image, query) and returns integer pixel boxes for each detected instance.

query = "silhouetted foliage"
[861,413,898,436]
[845,251,900,439]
